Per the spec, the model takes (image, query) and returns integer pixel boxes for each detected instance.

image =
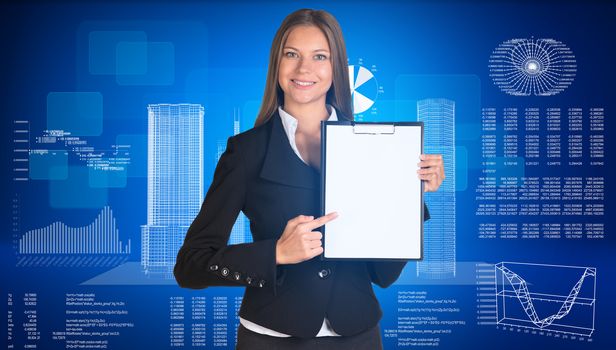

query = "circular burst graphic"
[488,38,577,96]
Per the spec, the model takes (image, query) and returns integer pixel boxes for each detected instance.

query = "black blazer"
[174,109,430,338]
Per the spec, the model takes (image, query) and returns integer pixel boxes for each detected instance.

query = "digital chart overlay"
[488,38,577,96]
[348,64,378,114]
[495,262,596,337]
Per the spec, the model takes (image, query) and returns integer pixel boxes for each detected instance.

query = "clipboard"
[320,121,424,261]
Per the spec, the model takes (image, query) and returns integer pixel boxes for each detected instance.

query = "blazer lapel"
[259,110,319,189]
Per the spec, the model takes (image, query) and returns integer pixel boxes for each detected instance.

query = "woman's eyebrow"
[283,46,330,53]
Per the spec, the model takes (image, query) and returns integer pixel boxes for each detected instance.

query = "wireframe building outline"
[141,103,204,277]
[416,98,456,278]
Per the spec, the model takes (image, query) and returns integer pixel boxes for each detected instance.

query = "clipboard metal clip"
[352,124,396,135]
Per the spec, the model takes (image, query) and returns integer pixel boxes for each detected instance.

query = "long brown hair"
[253,9,353,127]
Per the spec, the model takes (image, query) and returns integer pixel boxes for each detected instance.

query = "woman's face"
[278,25,333,110]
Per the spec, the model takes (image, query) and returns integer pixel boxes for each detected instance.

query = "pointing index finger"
[304,212,339,230]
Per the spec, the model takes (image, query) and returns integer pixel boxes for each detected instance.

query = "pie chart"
[348,65,378,114]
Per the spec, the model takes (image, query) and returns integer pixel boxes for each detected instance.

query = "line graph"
[495,262,596,337]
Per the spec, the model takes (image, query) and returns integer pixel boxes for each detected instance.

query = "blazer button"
[209,265,219,271]
[318,268,331,279]
[221,267,229,277]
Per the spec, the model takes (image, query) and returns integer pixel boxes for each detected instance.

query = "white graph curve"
[498,265,595,329]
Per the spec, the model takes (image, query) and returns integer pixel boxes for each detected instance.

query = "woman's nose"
[296,57,312,73]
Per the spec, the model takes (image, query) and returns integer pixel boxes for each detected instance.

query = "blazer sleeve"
[367,203,430,288]
[174,136,279,295]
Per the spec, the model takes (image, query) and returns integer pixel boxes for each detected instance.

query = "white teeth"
[293,80,315,86]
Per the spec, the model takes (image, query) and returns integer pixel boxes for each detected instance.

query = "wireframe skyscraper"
[141,103,204,277]
[416,98,456,278]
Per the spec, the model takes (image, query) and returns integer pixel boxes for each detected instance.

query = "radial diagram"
[488,38,576,96]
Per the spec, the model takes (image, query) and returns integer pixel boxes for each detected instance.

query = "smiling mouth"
[292,79,316,86]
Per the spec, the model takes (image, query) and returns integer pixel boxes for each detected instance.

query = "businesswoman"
[174,8,445,349]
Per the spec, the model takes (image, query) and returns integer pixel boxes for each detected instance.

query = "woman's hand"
[275,212,338,265]
[417,154,445,192]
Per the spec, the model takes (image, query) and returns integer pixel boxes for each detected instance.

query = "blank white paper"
[323,123,423,260]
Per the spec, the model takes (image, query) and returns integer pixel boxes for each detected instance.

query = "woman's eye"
[315,54,328,61]
[284,51,298,58]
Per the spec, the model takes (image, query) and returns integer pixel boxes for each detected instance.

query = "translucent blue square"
[89,166,127,188]
[88,30,147,75]
[394,74,481,141]
[47,92,103,136]
[29,150,68,180]
[116,41,148,75]
[116,134,147,178]
[50,166,108,208]
[456,146,468,192]
[393,99,417,121]
[116,42,175,86]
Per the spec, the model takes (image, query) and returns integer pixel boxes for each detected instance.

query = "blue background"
[2,1,615,349]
